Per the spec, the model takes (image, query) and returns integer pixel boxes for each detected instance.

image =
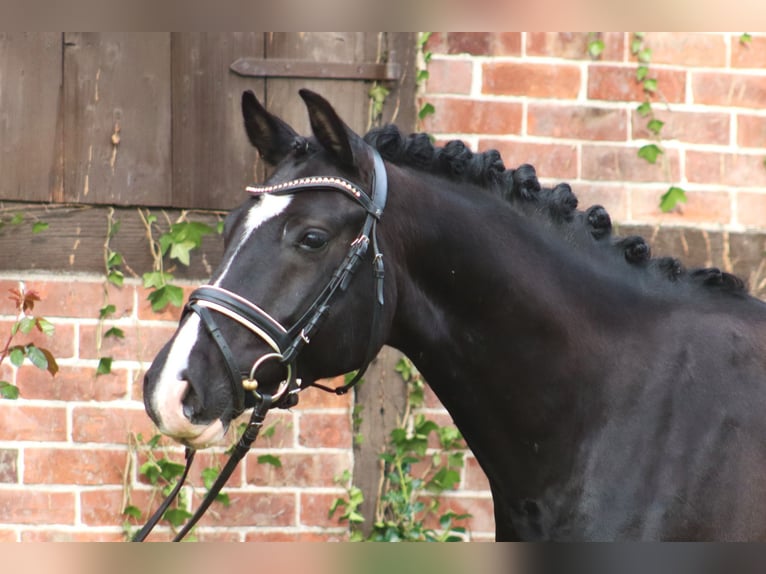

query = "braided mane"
[364,124,747,296]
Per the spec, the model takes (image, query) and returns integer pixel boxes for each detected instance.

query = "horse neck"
[384,169,612,451]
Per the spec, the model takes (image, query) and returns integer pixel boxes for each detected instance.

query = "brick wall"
[0,274,494,541]
[423,32,766,232]
[3,32,766,542]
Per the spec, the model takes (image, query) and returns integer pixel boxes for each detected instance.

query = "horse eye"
[298,230,329,251]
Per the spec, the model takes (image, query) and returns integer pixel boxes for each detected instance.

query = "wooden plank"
[230,58,401,81]
[171,33,266,210]
[0,203,224,278]
[0,33,63,203]
[352,346,408,536]
[264,32,381,134]
[63,33,172,206]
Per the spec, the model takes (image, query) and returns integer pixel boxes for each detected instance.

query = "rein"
[132,148,387,542]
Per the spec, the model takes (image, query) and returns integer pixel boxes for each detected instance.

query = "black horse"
[143,89,766,541]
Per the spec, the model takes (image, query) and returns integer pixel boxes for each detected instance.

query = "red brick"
[638,33,726,67]
[298,412,352,449]
[732,35,766,69]
[294,378,352,410]
[0,404,66,441]
[446,32,491,56]
[491,33,522,56]
[589,65,686,103]
[300,492,347,528]
[0,529,17,541]
[16,365,128,401]
[0,489,75,524]
[24,448,126,485]
[425,33,447,54]
[0,320,75,360]
[735,192,766,228]
[72,406,155,444]
[79,323,177,361]
[480,139,578,180]
[421,97,522,135]
[0,449,18,483]
[632,109,730,145]
[528,104,628,141]
[630,188,732,224]
[245,451,351,488]
[196,530,242,542]
[483,62,581,99]
[573,183,630,223]
[21,529,125,542]
[737,114,766,148]
[244,530,346,542]
[81,488,147,526]
[196,491,295,527]
[0,280,135,320]
[581,145,680,183]
[464,456,491,491]
[426,59,473,95]
[686,150,766,187]
[527,32,625,61]
[692,72,766,108]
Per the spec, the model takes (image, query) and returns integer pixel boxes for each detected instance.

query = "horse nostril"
[181,381,204,422]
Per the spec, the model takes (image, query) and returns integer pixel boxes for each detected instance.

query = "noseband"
[133,148,387,542]
[186,147,388,414]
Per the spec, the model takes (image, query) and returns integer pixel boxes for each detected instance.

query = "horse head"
[143,90,394,448]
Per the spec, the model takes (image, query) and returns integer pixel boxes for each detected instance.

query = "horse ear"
[299,89,366,168]
[241,90,300,165]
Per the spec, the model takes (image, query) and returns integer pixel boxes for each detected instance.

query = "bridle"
[132,147,387,542]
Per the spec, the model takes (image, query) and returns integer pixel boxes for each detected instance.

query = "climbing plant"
[330,358,470,542]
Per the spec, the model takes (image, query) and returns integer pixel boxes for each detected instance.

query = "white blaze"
[150,193,292,447]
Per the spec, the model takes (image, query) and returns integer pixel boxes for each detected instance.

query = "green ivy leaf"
[122,505,143,520]
[35,317,55,336]
[637,48,652,63]
[660,186,688,212]
[10,213,24,225]
[636,65,649,82]
[643,78,658,93]
[647,118,665,135]
[0,381,20,399]
[32,221,49,234]
[25,345,49,370]
[418,102,435,120]
[163,507,192,528]
[107,251,123,268]
[740,33,752,45]
[147,284,184,312]
[168,240,196,266]
[9,347,25,367]
[257,454,282,468]
[96,357,112,376]
[142,271,168,289]
[107,270,124,287]
[104,326,125,339]
[637,101,652,117]
[99,304,117,319]
[588,39,605,58]
[16,316,36,335]
[638,143,664,164]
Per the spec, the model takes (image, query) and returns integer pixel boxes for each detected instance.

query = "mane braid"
[363,124,748,297]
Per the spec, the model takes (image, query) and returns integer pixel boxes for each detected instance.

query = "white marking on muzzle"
[150,193,292,447]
